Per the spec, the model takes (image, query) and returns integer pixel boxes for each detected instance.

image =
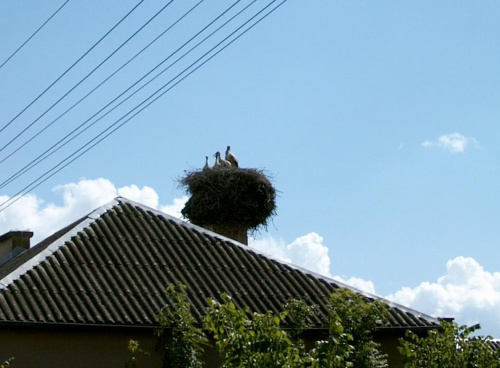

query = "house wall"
[0,326,418,368]
[375,330,407,368]
[0,326,224,368]
[0,326,163,368]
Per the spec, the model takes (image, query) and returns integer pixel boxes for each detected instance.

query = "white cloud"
[117,184,159,208]
[422,133,477,153]
[251,233,500,336]
[250,232,332,277]
[287,233,332,277]
[386,256,500,336]
[160,196,189,219]
[249,236,292,264]
[4,180,500,336]
[249,233,378,294]
[333,275,376,295]
[0,178,186,244]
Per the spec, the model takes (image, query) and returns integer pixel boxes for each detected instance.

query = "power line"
[0,0,144,135]
[0,0,213,188]
[0,0,71,70]
[0,0,246,187]
[0,0,203,166]
[0,0,288,213]
[0,0,175,157]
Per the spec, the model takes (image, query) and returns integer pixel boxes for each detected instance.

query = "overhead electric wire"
[0,0,246,189]
[0,0,71,70]
[0,0,288,212]
[0,0,144,135]
[0,0,204,167]
[0,0,286,212]
[0,0,175,156]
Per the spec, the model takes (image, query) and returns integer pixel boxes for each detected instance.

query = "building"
[0,197,441,367]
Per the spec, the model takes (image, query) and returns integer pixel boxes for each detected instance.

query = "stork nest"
[179,168,277,233]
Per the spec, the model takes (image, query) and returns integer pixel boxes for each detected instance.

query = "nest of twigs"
[179,168,277,232]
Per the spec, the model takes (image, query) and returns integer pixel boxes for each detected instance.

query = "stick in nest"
[179,168,277,232]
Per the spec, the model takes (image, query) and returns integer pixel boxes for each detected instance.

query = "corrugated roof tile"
[0,197,440,331]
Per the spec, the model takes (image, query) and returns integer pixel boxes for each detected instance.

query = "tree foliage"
[153,285,499,368]
[125,340,149,368]
[156,284,208,368]
[399,321,500,368]
[202,288,389,368]
[310,288,389,368]
[204,294,308,368]
[0,358,13,368]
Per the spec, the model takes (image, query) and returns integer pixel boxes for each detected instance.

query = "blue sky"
[1,1,500,336]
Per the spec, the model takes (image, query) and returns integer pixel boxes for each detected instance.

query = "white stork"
[215,151,231,168]
[213,152,221,169]
[203,155,211,171]
[225,145,238,168]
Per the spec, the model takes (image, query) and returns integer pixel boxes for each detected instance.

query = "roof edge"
[0,198,120,290]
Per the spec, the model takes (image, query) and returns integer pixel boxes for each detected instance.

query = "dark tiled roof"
[0,198,440,330]
[489,340,500,352]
